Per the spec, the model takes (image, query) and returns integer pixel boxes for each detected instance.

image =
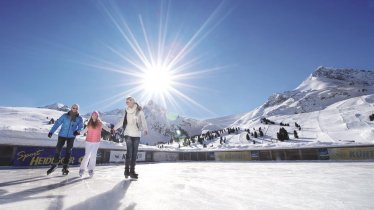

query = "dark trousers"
[53,136,75,166]
[125,136,140,170]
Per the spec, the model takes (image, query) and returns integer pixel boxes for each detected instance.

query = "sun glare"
[87,1,230,114]
[141,65,173,94]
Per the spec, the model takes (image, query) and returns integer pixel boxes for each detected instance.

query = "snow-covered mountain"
[141,101,237,143]
[40,103,70,112]
[205,113,245,129]
[233,66,374,126]
[229,66,374,144]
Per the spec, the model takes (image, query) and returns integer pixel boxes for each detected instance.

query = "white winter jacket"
[113,105,148,137]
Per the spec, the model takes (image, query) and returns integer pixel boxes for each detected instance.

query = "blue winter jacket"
[49,112,84,138]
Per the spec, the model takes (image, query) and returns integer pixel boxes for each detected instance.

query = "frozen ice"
[1,162,373,210]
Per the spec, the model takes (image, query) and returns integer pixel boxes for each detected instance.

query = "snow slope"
[205,112,244,128]
[229,67,374,145]
[245,66,374,119]
[232,95,374,145]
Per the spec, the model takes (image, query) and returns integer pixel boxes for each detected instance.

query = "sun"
[141,65,173,95]
[86,1,231,114]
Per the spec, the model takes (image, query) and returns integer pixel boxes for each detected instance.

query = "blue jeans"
[125,136,140,169]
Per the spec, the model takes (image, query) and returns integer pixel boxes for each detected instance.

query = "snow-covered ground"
[230,95,374,145]
[0,162,373,210]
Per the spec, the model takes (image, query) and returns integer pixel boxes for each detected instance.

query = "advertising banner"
[251,151,259,160]
[328,147,374,160]
[153,152,178,162]
[207,152,215,161]
[215,151,251,161]
[109,150,146,162]
[14,146,85,166]
[318,148,330,160]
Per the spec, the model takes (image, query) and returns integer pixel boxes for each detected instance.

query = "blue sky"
[1,0,374,119]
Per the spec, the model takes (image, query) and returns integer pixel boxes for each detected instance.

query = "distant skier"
[79,111,111,177]
[113,96,148,179]
[47,104,83,175]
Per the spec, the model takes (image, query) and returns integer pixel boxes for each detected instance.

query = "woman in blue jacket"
[47,104,84,175]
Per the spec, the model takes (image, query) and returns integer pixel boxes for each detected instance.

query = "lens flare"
[85,1,232,115]
[141,65,173,94]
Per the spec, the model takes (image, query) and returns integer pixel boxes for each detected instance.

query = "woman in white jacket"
[113,96,148,179]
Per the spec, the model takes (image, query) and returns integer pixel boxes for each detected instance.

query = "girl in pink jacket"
[79,111,110,177]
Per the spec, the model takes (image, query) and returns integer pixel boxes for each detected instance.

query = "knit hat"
[71,104,80,110]
[92,111,99,117]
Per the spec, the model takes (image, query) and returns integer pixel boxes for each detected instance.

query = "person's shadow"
[0,175,65,188]
[67,180,135,210]
[0,177,89,205]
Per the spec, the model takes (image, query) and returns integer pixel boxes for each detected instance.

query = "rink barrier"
[0,144,373,166]
[0,145,14,166]
[0,145,152,167]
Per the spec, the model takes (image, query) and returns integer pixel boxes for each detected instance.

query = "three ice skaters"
[46,97,148,179]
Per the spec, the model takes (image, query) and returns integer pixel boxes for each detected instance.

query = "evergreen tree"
[283,128,290,140]
[294,130,299,138]
[277,127,289,141]
[246,133,250,140]
[259,130,264,137]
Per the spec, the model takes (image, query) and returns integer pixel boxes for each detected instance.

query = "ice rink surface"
[1,162,373,210]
